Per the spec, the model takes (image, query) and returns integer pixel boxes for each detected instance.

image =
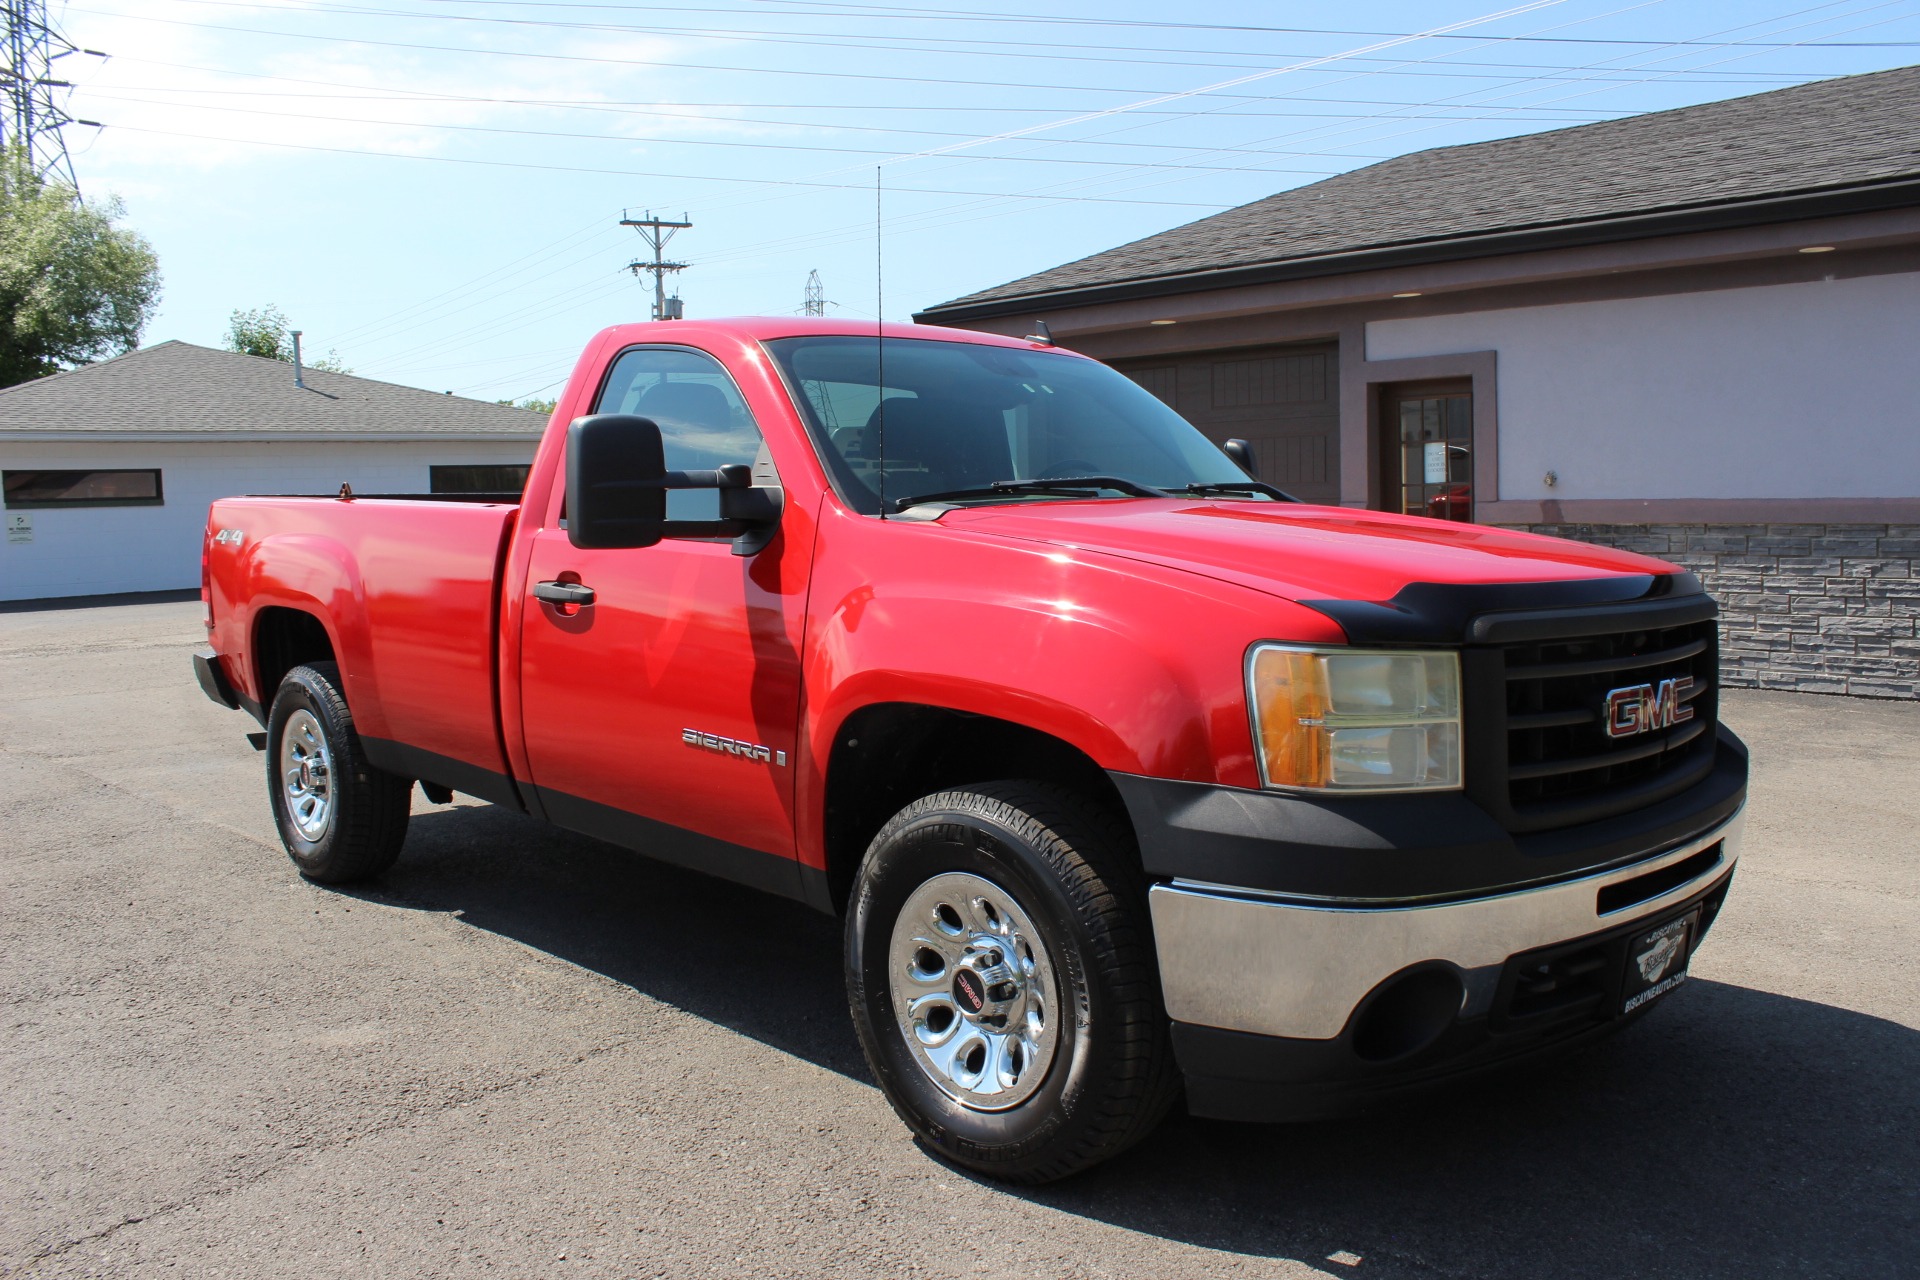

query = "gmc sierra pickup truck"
[195,317,1747,1182]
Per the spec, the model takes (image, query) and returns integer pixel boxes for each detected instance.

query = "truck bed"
[205,495,523,795]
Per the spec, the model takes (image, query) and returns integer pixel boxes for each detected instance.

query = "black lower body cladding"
[1111,727,1747,902]
[192,647,240,710]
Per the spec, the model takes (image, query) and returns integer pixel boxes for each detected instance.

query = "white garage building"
[0,341,544,602]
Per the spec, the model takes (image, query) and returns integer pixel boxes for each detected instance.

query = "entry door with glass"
[1386,385,1473,522]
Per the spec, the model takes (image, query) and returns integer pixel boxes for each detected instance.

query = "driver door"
[515,345,809,896]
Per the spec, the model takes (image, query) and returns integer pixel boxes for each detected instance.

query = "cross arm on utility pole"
[621,211,693,322]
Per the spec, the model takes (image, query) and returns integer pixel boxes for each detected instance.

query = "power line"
[321,214,620,347]
[75,92,1373,174]
[121,0,1902,80]
[752,0,1920,48]
[143,0,1920,60]
[775,0,1660,218]
[396,0,1920,48]
[87,0,1910,398]
[352,268,638,372]
[67,6,1832,94]
[87,78,1642,126]
[965,0,1903,224]
[309,3,1904,363]
[97,123,1240,207]
[90,0,1873,249]
[96,57,1661,118]
[695,0,1862,271]
[864,0,1575,169]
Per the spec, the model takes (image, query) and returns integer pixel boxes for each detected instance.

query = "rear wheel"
[845,782,1179,1183]
[266,662,410,883]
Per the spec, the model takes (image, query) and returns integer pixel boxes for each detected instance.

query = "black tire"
[845,782,1180,1183]
[266,661,411,884]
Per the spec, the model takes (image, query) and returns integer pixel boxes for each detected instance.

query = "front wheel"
[266,662,411,883]
[845,783,1179,1183]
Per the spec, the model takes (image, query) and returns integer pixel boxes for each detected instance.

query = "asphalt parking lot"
[2,596,1916,1279]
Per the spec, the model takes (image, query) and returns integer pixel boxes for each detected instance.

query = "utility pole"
[1,0,104,187]
[803,269,826,317]
[621,210,691,321]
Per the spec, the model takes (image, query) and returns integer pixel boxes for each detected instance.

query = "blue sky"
[49,0,1920,403]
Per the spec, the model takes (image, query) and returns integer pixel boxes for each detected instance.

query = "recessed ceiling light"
[1393,291,1423,298]
[1149,318,1178,325]
[1798,245,1836,254]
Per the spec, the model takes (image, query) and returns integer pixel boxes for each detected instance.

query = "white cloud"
[55,2,805,185]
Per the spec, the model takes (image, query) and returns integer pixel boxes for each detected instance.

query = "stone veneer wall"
[1501,523,1919,699]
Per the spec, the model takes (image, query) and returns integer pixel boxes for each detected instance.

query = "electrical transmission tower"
[621,210,690,321]
[2,0,104,187]
[803,269,826,317]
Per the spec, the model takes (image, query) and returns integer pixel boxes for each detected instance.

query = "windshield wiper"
[893,476,1170,512]
[1170,480,1301,503]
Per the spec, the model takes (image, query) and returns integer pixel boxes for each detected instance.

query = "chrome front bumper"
[1149,807,1744,1041]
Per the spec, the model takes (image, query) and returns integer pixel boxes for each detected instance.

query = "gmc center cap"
[952,968,987,1015]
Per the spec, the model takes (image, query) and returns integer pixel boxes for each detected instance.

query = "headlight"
[1247,645,1461,792]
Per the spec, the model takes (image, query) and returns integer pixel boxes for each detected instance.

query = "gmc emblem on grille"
[1604,677,1695,739]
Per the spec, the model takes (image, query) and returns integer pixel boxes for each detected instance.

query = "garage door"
[1113,342,1340,506]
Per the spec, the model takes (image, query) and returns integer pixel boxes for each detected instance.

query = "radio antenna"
[875,166,887,521]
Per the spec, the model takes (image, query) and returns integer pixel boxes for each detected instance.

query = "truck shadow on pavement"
[357,801,871,1079]
[1031,981,1919,1277]
[358,803,1917,1280]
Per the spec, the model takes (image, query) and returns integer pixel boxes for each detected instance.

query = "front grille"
[1465,614,1719,833]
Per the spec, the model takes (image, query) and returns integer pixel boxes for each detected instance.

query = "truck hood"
[936,498,1678,604]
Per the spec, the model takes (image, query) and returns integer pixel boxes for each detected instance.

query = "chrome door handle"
[533,580,596,607]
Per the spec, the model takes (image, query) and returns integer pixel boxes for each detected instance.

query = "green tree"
[0,149,162,388]
[499,396,557,415]
[225,303,351,373]
[225,304,291,360]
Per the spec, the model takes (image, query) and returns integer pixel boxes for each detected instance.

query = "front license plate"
[1621,911,1699,1015]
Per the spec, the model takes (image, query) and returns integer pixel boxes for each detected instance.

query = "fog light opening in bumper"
[1349,965,1465,1063]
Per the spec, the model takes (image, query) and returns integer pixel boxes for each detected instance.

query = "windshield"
[765,335,1254,514]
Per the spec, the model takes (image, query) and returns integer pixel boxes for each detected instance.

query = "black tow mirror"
[1222,438,1258,478]
[565,414,782,554]
[567,414,669,549]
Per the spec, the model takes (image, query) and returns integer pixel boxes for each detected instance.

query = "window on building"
[1382,385,1473,522]
[429,465,531,495]
[3,469,163,508]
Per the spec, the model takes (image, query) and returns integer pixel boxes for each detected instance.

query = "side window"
[593,347,768,520]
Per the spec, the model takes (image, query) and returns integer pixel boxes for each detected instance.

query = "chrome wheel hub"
[280,709,333,842]
[888,871,1059,1112]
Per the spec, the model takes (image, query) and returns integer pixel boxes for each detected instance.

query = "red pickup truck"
[195,317,1747,1182]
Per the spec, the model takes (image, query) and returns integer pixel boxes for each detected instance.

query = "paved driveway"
[2,598,1915,1279]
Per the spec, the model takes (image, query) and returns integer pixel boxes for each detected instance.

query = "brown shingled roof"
[919,64,1920,320]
